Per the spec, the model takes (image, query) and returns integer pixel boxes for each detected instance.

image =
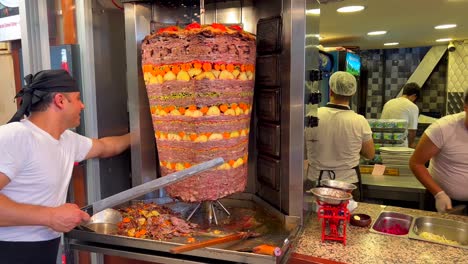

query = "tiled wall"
[360,47,447,118]
[447,40,468,114]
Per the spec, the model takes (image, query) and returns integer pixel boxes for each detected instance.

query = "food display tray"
[369,211,414,238]
[65,194,298,264]
[408,216,468,249]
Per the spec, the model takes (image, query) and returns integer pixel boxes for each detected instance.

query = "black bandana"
[8,69,79,123]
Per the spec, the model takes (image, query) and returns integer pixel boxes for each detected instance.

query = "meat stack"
[141,23,256,202]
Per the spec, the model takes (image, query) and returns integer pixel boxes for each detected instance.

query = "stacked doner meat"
[141,23,256,202]
[117,203,198,240]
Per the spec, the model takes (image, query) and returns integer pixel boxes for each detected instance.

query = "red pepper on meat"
[229,25,243,32]
[185,22,201,30]
[158,26,179,34]
[211,23,227,31]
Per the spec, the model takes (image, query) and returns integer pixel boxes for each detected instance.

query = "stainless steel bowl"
[309,187,353,205]
[320,179,357,192]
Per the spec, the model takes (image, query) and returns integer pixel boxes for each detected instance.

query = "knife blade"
[92,157,224,214]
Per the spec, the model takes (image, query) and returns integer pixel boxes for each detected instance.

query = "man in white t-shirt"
[381,83,420,148]
[0,70,131,263]
[305,71,375,200]
[410,88,468,214]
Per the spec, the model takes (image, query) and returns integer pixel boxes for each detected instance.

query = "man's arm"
[408,129,417,148]
[0,173,89,231]
[409,133,442,195]
[85,133,131,160]
[360,139,375,160]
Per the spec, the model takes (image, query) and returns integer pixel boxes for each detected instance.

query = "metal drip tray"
[66,193,299,264]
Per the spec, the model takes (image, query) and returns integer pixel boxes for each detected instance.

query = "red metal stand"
[317,200,350,245]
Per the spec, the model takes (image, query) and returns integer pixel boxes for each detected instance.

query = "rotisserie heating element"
[141,23,256,202]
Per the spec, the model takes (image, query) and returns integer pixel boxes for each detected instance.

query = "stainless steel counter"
[361,174,427,209]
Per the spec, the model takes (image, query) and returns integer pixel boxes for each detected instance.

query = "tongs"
[78,157,224,231]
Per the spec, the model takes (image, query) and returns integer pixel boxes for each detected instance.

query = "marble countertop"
[294,203,468,264]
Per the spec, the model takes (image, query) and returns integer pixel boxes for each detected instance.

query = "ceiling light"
[306,8,320,15]
[434,24,457,29]
[367,31,387,36]
[384,42,399,46]
[436,38,452,42]
[337,6,365,13]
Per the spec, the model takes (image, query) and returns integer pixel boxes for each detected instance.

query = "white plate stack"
[379,147,414,175]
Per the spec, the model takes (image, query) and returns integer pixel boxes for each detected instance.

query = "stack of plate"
[379,147,414,175]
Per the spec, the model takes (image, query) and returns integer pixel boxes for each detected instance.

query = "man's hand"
[47,203,90,232]
[434,191,452,213]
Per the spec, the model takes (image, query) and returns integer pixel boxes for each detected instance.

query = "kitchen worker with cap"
[0,69,130,263]
[409,87,468,214]
[305,71,375,200]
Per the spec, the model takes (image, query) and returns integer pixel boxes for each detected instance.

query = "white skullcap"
[329,71,357,96]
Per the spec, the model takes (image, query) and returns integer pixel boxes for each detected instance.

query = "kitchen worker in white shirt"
[380,83,421,148]
[305,71,375,200]
[409,88,468,214]
[0,70,131,263]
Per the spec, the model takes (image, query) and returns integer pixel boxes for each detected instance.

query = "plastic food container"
[383,132,393,141]
[373,132,382,140]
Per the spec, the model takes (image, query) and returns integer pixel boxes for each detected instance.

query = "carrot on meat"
[179,107,186,114]
[170,163,176,170]
[200,106,209,114]
[123,217,131,223]
[190,134,198,141]
[188,105,197,111]
[179,131,185,138]
[142,65,153,73]
[220,64,226,71]
[202,62,212,72]
[226,64,235,72]
[184,162,191,168]
[219,104,228,113]
[231,103,238,110]
[172,65,181,74]
[223,132,230,139]
[228,160,235,166]
[214,64,221,71]
[194,62,202,69]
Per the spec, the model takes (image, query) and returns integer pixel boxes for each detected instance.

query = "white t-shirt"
[425,112,468,201]
[381,97,419,146]
[0,120,92,241]
[305,105,373,183]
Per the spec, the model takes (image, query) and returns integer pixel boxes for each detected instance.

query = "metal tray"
[66,194,298,264]
[408,216,468,249]
[370,211,413,238]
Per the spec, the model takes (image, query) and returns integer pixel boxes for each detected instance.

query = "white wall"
[0,45,18,124]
